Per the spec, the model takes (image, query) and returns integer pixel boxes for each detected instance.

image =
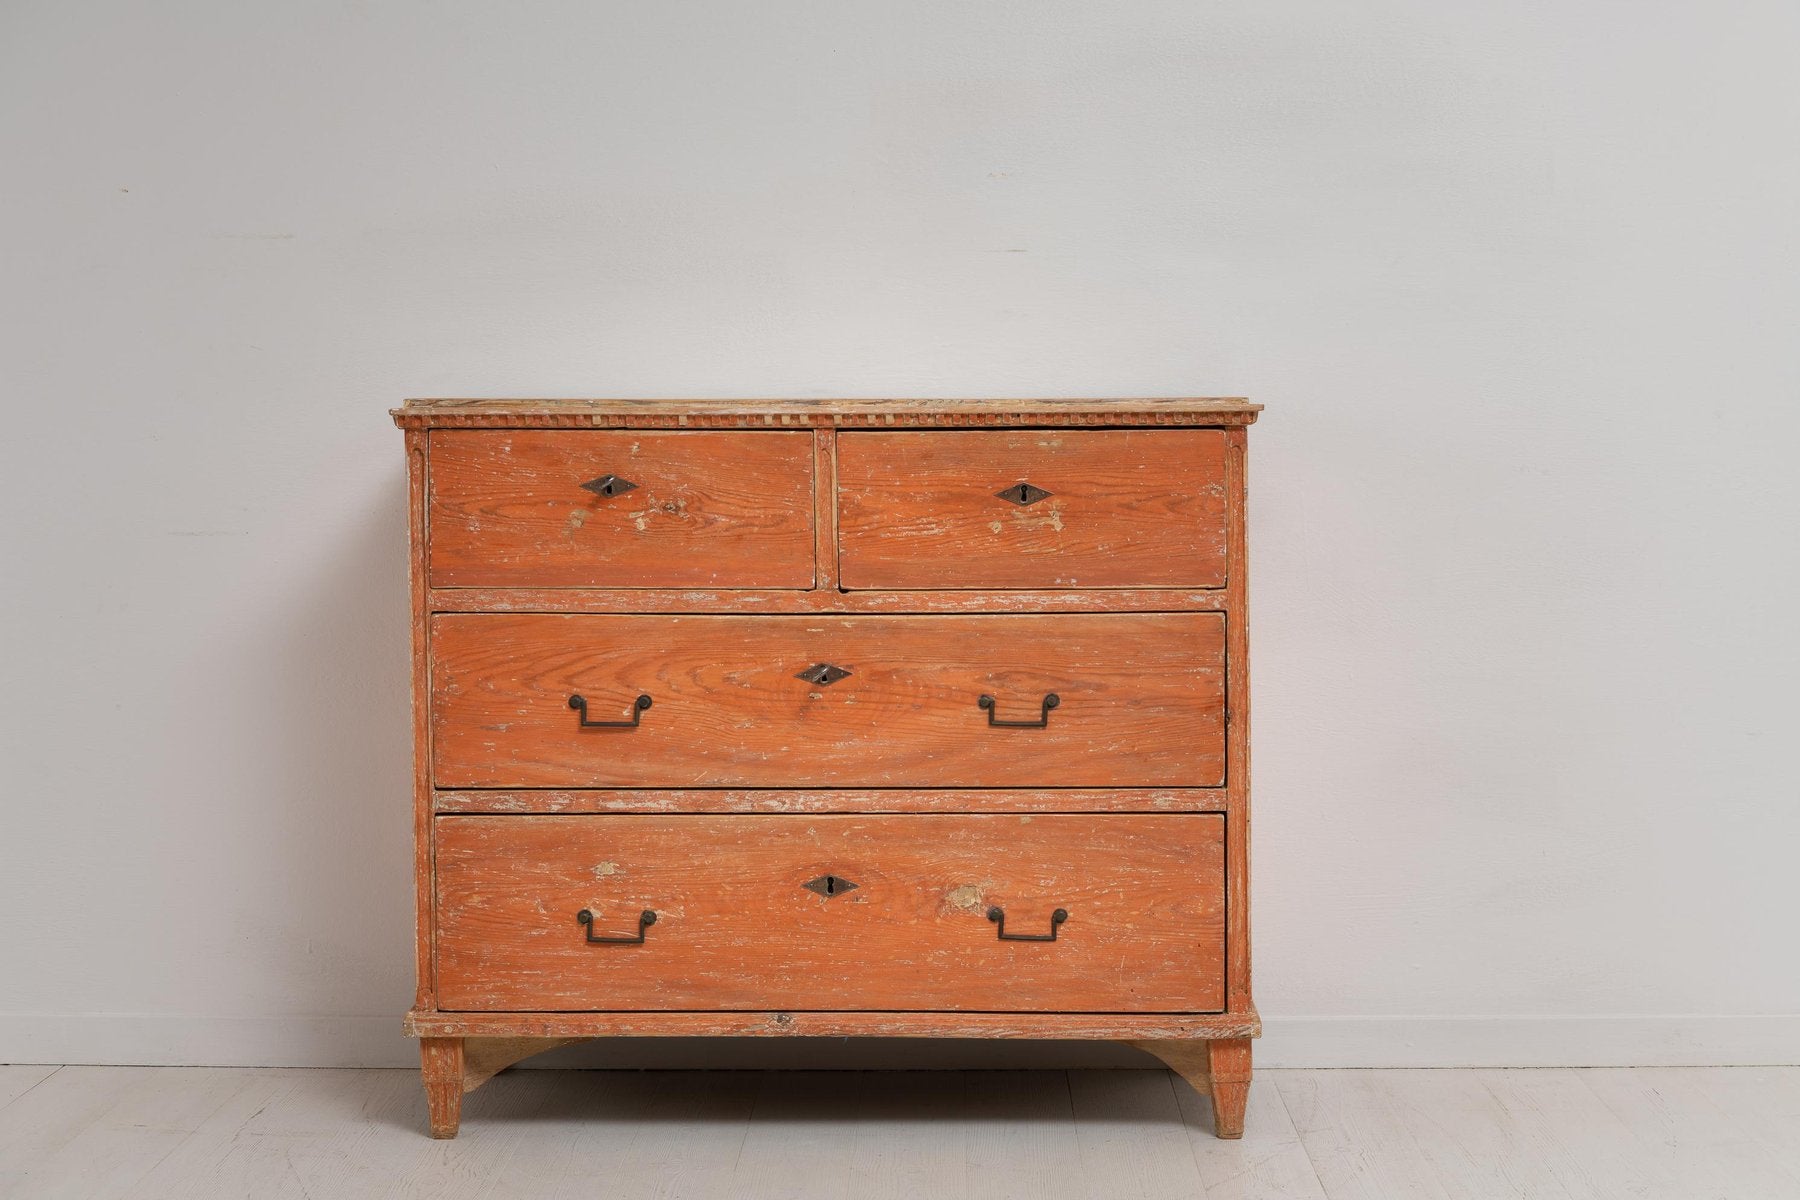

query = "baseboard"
[2,1013,1795,1069]
[1255,1015,1800,1068]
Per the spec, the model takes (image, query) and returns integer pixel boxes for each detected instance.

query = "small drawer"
[427,430,816,589]
[429,612,1225,789]
[836,429,1229,589]
[433,813,1227,1012]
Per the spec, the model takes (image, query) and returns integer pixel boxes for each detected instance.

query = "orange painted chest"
[392,397,1262,1137]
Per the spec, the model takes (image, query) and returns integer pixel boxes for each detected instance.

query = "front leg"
[1205,1037,1252,1139]
[1131,1036,1252,1139]
[420,1037,464,1139]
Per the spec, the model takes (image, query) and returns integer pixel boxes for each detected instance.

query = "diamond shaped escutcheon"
[580,473,638,499]
[995,481,1052,506]
[802,874,859,899]
[795,663,852,685]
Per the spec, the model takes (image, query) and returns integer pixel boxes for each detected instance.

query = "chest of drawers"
[392,397,1262,1138]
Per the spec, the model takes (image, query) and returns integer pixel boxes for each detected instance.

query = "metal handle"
[569,693,652,728]
[578,908,657,944]
[978,693,1059,728]
[988,906,1068,942]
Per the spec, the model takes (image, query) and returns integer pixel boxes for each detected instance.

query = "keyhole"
[802,872,859,898]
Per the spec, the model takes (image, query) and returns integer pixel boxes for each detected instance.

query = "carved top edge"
[391,397,1260,429]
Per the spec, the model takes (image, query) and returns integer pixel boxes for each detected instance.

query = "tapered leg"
[1206,1037,1252,1139]
[420,1036,464,1139]
[1131,1037,1253,1139]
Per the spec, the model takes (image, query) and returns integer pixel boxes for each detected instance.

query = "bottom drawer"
[433,814,1226,1013]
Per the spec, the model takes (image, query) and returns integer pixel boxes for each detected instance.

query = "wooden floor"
[1,1064,1796,1198]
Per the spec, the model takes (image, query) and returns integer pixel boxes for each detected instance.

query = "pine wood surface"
[402,1010,1261,1040]
[432,813,1227,1013]
[397,399,1260,1139]
[837,429,1229,589]
[428,612,1226,789]
[433,786,1234,815]
[428,586,1230,614]
[392,396,1262,429]
[427,430,816,589]
[405,431,435,1012]
[1223,428,1253,1015]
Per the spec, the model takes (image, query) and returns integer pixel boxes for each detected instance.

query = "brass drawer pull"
[979,692,1059,728]
[569,693,652,728]
[988,906,1069,942]
[578,908,657,944]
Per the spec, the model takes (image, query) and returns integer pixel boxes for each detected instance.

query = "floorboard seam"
[1270,1069,1334,1199]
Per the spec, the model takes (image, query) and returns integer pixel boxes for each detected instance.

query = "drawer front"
[434,814,1226,1012]
[430,612,1225,788]
[428,430,816,588]
[836,429,1229,589]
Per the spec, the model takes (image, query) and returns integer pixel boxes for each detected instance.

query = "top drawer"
[428,430,816,589]
[836,430,1229,589]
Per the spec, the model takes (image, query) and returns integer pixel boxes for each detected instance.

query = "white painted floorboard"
[0,1065,1796,1199]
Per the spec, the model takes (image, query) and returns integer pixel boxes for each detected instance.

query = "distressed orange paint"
[393,398,1262,1140]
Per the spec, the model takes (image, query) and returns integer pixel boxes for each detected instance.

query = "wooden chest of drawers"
[392,397,1262,1139]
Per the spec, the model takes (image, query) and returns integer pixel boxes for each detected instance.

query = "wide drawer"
[433,814,1226,1012]
[427,430,816,588]
[430,612,1225,788]
[836,429,1229,589]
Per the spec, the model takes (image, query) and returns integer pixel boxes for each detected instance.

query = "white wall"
[3,1,1796,1069]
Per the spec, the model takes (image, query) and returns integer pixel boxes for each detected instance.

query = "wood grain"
[1226,427,1254,1018]
[432,814,1226,1013]
[429,612,1226,788]
[837,430,1230,589]
[432,787,1234,815]
[429,586,1231,613]
[392,396,1263,430]
[402,1008,1261,1040]
[405,431,434,1012]
[419,1037,462,1138]
[396,398,1261,1139]
[813,427,839,589]
[1131,1036,1253,1137]
[427,429,816,588]
[458,1036,579,1092]
[1208,1036,1254,1138]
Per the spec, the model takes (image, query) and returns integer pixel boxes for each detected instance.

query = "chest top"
[391,396,1260,429]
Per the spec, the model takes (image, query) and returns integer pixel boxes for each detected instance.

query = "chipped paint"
[408,417,1253,1118]
[944,883,986,911]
